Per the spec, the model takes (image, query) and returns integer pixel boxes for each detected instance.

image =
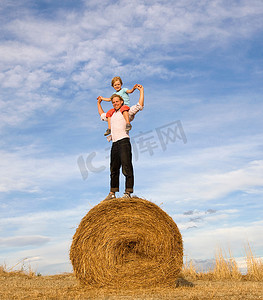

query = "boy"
[97,76,138,136]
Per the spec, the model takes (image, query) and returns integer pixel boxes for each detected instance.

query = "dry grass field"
[0,272,262,300]
[1,248,262,300]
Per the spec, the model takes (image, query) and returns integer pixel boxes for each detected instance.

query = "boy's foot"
[104,128,111,136]
[123,192,131,198]
[104,192,116,201]
[126,123,132,131]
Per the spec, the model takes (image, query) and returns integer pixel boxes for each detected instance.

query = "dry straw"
[70,197,183,288]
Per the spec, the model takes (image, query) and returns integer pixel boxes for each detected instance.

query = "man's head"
[111,76,123,92]
[110,94,124,111]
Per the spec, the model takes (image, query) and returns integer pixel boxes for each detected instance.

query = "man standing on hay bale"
[97,84,144,200]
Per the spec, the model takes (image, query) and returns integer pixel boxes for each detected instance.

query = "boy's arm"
[97,96,111,102]
[126,84,138,94]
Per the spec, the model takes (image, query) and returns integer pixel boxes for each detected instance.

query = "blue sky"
[0,0,263,275]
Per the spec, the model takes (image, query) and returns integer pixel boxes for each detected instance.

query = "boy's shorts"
[106,105,130,118]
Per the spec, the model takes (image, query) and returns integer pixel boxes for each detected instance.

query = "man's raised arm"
[97,96,105,116]
[137,84,144,107]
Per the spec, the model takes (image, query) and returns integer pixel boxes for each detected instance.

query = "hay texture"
[70,197,183,288]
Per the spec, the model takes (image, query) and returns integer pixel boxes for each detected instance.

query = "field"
[1,270,262,299]
[1,248,262,300]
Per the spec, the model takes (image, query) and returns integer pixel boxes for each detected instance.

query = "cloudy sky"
[1,0,263,275]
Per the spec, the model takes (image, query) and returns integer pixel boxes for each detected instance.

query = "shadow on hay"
[70,197,184,288]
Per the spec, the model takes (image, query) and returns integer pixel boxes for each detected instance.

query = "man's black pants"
[110,137,134,193]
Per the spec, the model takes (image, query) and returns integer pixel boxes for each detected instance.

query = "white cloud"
[0,204,94,274]
[0,236,50,247]
[0,0,262,131]
[0,91,60,130]
[1,240,73,275]
[183,220,263,260]
[0,204,90,230]
[0,42,50,66]
[1,0,262,75]
[0,149,79,192]
[171,160,263,202]
[1,65,51,89]
[157,159,263,202]
[135,133,263,202]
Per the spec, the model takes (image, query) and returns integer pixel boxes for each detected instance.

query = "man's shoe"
[126,123,132,131]
[104,193,116,201]
[123,192,131,198]
[104,128,111,136]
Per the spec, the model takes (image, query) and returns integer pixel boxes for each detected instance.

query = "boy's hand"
[97,96,103,103]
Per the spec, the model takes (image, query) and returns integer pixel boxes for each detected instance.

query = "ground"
[0,272,262,299]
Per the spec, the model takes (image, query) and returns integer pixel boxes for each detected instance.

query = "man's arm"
[137,84,144,107]
[128,85,144,120]
[97,97,105,116]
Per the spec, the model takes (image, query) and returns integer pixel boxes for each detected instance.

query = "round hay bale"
[70,197,183,288]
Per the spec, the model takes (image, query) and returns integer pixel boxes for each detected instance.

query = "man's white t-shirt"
[101,103,143,142]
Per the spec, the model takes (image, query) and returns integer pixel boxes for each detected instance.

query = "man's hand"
[97,96,103,103]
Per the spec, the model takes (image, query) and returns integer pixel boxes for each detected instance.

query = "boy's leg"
[122,111,130,124]
[105,108,115,136]
[122,111,132,131]
[104,116,111,136]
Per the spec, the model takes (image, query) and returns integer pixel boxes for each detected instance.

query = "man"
[97,84,144,200]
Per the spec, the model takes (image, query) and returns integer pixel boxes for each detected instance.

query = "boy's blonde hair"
[111,76,123,87]
[110,94,124,103]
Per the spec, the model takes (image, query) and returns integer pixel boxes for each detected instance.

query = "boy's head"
[111,76,122,92]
